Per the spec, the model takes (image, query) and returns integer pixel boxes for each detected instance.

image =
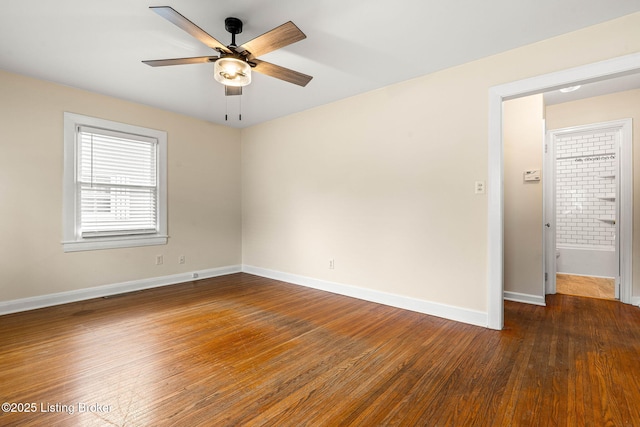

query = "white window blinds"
[77,126,159,238]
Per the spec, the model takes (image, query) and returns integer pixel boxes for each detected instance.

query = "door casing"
[543,120,632,301]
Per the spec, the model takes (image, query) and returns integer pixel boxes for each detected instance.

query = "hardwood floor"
[1,273,640,426]
[556,273,615,300]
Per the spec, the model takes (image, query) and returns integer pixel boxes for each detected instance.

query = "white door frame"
[487,52,640,330]
[544,120,633,301]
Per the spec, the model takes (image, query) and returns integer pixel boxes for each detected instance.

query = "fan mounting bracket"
[225,17,243,48]
[225,17,243,35]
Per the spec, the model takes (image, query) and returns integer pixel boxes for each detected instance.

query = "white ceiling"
[2,0,640,128]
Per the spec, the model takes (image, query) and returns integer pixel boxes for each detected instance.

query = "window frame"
[63,112,167,252]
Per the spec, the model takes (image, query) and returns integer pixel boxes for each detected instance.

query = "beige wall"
[242,12,640,313]
[503,95,545,298]
[0,70,242,301]
[546,88,640,297]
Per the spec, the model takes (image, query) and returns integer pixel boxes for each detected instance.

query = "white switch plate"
[475,181,486,194]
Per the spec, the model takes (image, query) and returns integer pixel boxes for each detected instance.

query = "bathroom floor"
[556,274,616,300]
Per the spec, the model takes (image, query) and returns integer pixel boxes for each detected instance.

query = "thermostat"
[524,170,540,182]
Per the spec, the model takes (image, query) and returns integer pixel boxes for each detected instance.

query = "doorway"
[544,120,632,301]
[487,52,640,330]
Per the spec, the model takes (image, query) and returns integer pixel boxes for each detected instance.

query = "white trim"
[557,244,615,252]
[0,265,242,316]
[618,119,634,304]
[62,112,168,252]
[488,52,640,330]
[487,87,505,330]
[62,235,170,252]
[243,265,488,327]
[504,291,546,306]
[632,296,640,307]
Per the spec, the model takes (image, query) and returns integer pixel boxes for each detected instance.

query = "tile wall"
[555,130,616,248]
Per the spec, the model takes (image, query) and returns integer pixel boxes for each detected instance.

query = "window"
[63,113,167,252]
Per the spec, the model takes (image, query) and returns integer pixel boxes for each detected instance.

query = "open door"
[543,130,556,295]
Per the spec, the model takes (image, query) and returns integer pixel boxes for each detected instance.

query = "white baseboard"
[504,291,546,306]
[3,264,631,321]
[0,265,242,316]
[242,265,488,327]
[505,291,639,308]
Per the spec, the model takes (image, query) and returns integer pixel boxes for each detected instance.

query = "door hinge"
[545,144,548,154]
[545,272,548,281]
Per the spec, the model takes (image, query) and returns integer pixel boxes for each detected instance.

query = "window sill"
[62,235,168,252]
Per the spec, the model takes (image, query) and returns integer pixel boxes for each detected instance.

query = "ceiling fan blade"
[240,21,306,58]
[150,6,230,53]
[142,56,218,67]
[251,59,312,87]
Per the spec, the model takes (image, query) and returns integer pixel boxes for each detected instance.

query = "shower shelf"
[597,194,616,201]
[597,175,615,179]
[597,217,616,225]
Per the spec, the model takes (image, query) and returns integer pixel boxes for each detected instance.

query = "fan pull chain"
[223,89,243,121]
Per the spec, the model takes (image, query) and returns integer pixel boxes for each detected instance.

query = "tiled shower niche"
[555,130,616,249]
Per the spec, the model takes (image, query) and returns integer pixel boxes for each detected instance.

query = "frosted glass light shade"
[214,57,251,87]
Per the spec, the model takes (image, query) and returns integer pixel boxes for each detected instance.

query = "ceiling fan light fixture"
[214,57,251,87]
[144,8,312,91]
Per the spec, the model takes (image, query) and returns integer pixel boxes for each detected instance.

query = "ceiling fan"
[143,6,312,96]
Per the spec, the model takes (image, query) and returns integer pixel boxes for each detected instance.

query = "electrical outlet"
[475,181,486,194]
[155,255,163,265]
[179,255,185,264]
[329,259,335,269]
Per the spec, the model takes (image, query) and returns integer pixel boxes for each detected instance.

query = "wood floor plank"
[2,273,640,426]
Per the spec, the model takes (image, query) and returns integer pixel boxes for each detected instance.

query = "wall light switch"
[475,181,486,194]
